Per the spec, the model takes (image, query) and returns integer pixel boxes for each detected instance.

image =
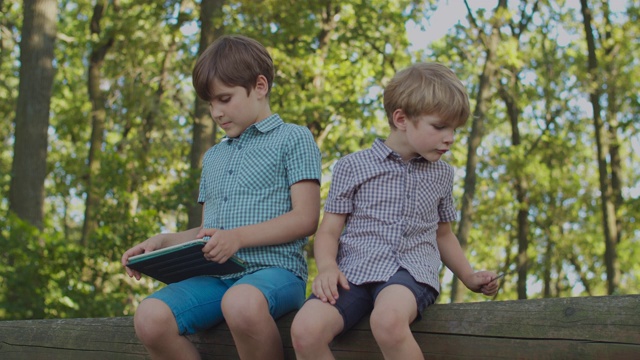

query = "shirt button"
[237,145,242,150]
[228,169,233,175]
[223,196,228,202]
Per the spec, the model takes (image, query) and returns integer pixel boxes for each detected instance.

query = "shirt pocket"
[415,173,446,218]
[237,147,281,190]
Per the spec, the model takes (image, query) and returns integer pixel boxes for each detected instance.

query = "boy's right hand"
[121,236,163,280]
[312,265,350,305]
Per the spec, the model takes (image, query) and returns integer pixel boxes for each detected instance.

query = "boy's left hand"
[198,228,240,264]
[465,271,501,297]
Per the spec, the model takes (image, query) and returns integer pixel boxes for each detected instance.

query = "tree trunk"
[601,1,623,247]
[188,0,226,229]
[502,81,530,300]
[451,0,504,303]
[541,41,557,298]
[125,3,188,215]
[81,0,115,246]
[579,0,619,295]
[9,0,58,230]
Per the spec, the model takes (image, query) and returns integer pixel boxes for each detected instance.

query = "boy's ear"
[254,75,269,98]
[392,109,409,130]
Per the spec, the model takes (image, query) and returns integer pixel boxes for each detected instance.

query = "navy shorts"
[308,268,438,334]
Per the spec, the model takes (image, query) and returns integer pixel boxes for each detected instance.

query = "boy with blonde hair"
[290,62,499,360]
[122,35,321,360]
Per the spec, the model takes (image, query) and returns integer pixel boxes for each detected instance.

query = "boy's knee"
[291,303,342,354]
[221,285,267,327]
[291,313,327,353]
[290,315,314,348]
[369,309,408,344]
[134,299,176,344]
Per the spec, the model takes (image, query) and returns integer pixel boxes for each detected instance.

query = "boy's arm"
[200,179,320,263]
[312,212,349,304]
[436,222,474,281]
[436,222,499,295]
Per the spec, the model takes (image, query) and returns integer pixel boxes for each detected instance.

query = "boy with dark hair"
[290,62,499,360]
[122,35,322,360]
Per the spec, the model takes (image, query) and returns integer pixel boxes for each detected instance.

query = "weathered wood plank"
[0,317,148,360]
[420,294,639,343]
[0,295,638,359]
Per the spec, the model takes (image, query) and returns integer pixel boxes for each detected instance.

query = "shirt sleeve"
[285,125,322,186]
[324,155,356,214]
[197,153,209,204]
[437,164,458,223]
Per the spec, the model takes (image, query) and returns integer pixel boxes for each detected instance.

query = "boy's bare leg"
[134,298,201,360]
[370,285,424,360]
[290,299,343,360]
[222,284,284,360]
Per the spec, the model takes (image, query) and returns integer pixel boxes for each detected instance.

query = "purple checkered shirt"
[324,138,458,293]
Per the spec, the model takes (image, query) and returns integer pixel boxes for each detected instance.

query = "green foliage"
[0,1,22,214]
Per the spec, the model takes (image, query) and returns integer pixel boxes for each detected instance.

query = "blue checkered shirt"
[198,114,321,281]
[324,138,458,293]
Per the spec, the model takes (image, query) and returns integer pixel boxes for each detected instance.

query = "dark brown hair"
[192,35,274,101]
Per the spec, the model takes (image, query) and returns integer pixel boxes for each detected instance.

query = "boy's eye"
[211,95,231,104]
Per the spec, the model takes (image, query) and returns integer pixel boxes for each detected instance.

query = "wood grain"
[1,295,638,359]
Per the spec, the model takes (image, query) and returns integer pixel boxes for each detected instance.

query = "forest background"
[1,0,638,320]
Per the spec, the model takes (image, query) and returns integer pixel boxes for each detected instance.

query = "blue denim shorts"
[308,268,438,334]
[147,267,306,335]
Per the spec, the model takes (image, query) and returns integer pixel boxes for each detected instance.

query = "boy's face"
[405,114,456,162]
[208,77,269,138]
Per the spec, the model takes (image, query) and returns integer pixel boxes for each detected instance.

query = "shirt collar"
[371,138,428,163]
[371,138,395,160]
[223,114,283,143]
[253,113,283,133]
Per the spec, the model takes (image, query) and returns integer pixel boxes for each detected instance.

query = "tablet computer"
[126,239,246,284]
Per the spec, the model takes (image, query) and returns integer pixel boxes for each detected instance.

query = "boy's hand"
[312,266,350,305]
[121,237,163,280]
[199,228,240,264]
[464,271,500,296]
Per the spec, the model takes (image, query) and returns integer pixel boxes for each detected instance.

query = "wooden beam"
[0,295,638,359]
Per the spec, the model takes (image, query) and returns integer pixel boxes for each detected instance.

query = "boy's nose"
[444,131,455,144]
[210,106,223,119]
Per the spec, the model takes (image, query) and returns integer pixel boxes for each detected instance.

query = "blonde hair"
[193,35,274,101]
[383,62,470,128]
